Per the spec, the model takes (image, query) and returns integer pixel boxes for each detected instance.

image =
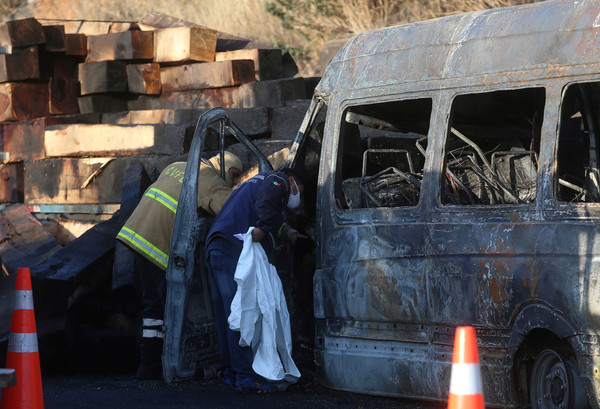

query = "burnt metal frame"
[162,107,272,383]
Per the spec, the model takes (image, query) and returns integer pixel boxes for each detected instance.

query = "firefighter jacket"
[117,160,233,270]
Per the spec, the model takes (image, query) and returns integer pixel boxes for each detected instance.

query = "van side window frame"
[439,86,547,209]
[331,94,436,221]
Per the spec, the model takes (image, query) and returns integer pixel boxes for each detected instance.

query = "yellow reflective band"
[277,222,287,239]
[145,187,178,214]
[118,226,168,268]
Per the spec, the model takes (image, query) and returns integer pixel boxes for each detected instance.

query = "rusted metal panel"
[317,0,600,95]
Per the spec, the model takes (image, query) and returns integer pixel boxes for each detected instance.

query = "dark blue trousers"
[205,237,254,382]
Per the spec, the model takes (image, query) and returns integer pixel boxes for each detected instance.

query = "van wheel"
[529,349,588,409]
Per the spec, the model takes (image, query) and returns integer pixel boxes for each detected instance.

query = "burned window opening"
[335,98,433,209]
[442,88,545,206]
[557,82,600,203]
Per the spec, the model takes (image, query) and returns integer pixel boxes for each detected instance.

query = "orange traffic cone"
[448,326,485,409]
[1,267,44,409]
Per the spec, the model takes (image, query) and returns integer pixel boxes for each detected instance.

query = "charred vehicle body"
[167,0,600,408]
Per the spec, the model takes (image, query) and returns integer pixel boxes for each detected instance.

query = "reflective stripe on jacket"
[117,160,233,270]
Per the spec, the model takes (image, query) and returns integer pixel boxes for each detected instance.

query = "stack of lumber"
[0,13,317,209]
[0,13,321,364]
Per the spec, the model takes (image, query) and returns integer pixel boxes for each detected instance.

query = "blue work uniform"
[205,170,290,384]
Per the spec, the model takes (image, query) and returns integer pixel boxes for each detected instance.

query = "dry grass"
[3,0,543,75]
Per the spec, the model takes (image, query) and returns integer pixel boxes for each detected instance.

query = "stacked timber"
[0,13,324,366]
[0,13,321,364]
[0,13,317,209]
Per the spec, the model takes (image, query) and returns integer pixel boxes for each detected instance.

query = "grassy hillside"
[3,0,542,75]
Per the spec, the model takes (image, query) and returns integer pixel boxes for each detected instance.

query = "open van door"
[162,108,273,383]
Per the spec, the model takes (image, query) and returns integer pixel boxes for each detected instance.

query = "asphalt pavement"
[39,373,445,409]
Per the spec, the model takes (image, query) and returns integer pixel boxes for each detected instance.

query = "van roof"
[317,0,600,95]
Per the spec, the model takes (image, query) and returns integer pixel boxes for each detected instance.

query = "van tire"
[529,349,588,409]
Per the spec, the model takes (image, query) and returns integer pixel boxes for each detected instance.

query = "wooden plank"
[28,215,122,319]
[109,22,138,33]
[233,77,306,108]
[0,82,49,121]
[40,218,100,246]
[44,123,188,157]
[86,31,153,62]
[128,77,306,111]
[78,61,127,94]
[44,112,101,126]
[0,46,39,83]
[65,33,87,56]
[272,100,312,140]
[0,118,45,162]
[49,78,80,115]
[55,21,112,36]
[40,53,81,81]
[154,26,216,64]
[0,162,23,203]
[78,95,128,114]
[42,25,66,52]
[0,204,61,275]
[102,107,271,138]
[215,49,283,81]
[160,60,255,92]
[138,11,266,53]
[24,156,175,204]
[0,18,46,53]
[126,63,161,95]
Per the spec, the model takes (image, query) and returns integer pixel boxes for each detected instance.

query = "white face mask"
[287,180,301,209]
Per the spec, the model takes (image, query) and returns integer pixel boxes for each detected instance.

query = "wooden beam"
[0,204,61,275]
[50,78,80,115]
[0,18,46,53]
[48,54,81,81]
[215,49,283,81]
[126,63,161,95]
[0,162,24,203]
[77,95,128,114]
[78,61,127,94]
[0,46,39,83]
[86,30,154,62]
[154,26,216,64]
[40,218,100,246]
[127,77,306,111]
[65,33,87,56]
[101,106,271,137]
[42,25,66,52]
[160,60,255,92]
[24,156,176,204]
[0,82,49,121]
[44,123,188,157]
[0,118,46,162]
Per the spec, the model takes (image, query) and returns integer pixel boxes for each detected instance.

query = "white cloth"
[228,227,301,383]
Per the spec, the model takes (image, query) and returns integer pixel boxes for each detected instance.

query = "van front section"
[313,92,445,400]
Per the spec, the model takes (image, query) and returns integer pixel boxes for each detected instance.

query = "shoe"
[224,377,236,388]
[235,377,279,394]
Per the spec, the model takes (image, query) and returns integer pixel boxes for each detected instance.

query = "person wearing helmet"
[117,151,242,380]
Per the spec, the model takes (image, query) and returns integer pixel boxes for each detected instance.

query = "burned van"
[285,0,600,408]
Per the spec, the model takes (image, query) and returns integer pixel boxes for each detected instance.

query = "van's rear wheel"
[529,349,588,409]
